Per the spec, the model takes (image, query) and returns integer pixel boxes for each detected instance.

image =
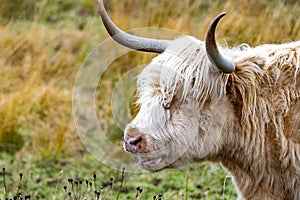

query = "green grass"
[0,0,299,199]
[1,153,236,199]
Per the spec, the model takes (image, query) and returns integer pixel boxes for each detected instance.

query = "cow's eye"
[162,100,172,109]
[161,87,174,109]
[162,94,175,109]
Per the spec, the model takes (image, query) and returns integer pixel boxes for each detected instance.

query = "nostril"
[130,136,142,146]
[124,135,146,153]
[124,127,147,153]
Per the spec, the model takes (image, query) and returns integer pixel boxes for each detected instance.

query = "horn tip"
[206,12,235,73]
[217,12,227,20]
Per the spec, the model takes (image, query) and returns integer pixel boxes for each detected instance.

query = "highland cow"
[98,1,300,199]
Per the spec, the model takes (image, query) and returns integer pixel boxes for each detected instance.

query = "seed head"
[67,178,73,184]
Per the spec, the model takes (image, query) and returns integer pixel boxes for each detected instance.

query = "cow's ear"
[225,75,243,108]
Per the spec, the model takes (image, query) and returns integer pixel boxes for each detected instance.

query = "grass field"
[0,0,299,199]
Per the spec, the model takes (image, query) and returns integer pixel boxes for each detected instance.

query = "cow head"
[98,0,236,171]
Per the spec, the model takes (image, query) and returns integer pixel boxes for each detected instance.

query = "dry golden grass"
[0,24,89,159]
[0,0,299,162]
[109,0,300,45]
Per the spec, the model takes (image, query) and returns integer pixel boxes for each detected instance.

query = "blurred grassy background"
[0,0,299,199]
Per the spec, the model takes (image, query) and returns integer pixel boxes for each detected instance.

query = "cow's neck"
[218,107,300,199]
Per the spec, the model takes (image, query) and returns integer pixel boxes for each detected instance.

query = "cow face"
[124,81,199,170]
[123,38,227,171]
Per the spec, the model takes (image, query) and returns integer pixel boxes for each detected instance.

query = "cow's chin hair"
[138,157,165,172]
[138,156,188,172]
[138,153,182,172]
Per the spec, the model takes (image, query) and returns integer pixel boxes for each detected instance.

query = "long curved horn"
[205,13,235,73]
[98,0,170,53]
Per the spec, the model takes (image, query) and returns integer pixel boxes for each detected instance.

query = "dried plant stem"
[16,173,23,196]
[185,169,191,200]
[116,167,125,200]
[93,173,97,190]
[54,171,63,200]
[3,168,8,199]
[222,175,232,200]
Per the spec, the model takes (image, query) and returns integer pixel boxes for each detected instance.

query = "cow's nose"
[124,128,146,153]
